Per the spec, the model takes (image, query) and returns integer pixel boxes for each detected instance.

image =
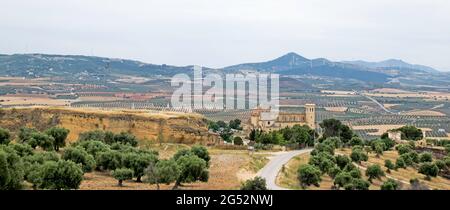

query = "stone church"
[250,104,316,131]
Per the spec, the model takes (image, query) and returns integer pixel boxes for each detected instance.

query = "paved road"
[258,149,313,190]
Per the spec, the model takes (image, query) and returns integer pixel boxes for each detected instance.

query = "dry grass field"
[324,107,348,112]
[276,148,450,190]
[351,124,432,136]
[401,110,446,117]
[0,94,73,106]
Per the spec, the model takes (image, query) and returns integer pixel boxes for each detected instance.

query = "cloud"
[0,0,449,70]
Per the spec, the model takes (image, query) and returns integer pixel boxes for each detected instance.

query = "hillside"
[0,107,218,144]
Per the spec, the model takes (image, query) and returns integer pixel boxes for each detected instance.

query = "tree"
[328,166,342,178]
[395,157,407,169]
[75,140,110,157]
[350,136,364,147]
[297,164,321,188]
[45,127,69,151]
[190,145,211,167]
[384,160,395,173]
[419,152,433,163]
[233,137,243,145]
[395,126,423,141]
[122,152,158,182]
[335,155,351,170]
[373,141,386,157]
[208,121,220,132]
[10,143,34,157]
[38,160,83,190]
[18,127,38,143]
[350,147,368,164]
[0,149,25,190]
[418,162,439,180]
[381,179,399,190]
[339,125,353,144]
[62,147,96,172]
[396,144,413,155]
[96,150,123,170]
[219,127,233,142]
[365,164,385,182]
[240,177,267,190]
[320,119,342,138]
[113,132,138,147]
[350,178,370,190]
[111,168,134,187]
[145,159,180,190]
[334,172,353,189]
[29,132,54,151]
[174,154,209,189]
[229,119,242,130]
[0,128,11,145]
[248,129,261,141]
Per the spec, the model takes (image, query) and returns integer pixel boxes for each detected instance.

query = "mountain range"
[0,52,446,85]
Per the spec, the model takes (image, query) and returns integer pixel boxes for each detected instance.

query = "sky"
[1,0,450,71]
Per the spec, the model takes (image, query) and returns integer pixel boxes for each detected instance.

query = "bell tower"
[305,104,316,129]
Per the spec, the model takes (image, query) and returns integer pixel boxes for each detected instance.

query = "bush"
[297,164,321,188]
[62,147,96,172]
[240,177,267,190]
[233,137,244,145]
[29,132,54,151]
[111,168,134,186]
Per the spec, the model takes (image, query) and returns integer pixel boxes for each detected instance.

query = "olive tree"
[297,164,321,189]
[0,128,11,145]
[418,162,439,180]
[45,127,70,151]
[62,147,96,172]
[173,154,209,189]
[365,164,385,183]
[240,177,267,190]
[145,159,180,190]
[38,160,83,190]
[381,179,400,190]
[111,168,134,187]
[122,152,158,182]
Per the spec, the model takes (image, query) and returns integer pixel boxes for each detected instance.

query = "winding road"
[257,149,313,190]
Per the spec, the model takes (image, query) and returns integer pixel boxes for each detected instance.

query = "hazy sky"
[1,0,450,71]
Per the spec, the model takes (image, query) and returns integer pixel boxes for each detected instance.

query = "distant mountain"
[0,52,444,85]
[342,59,440,73]
[0,54,194,79]
[224,52,391,83]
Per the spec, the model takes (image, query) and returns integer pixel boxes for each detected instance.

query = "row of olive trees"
[1,126,211,190]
